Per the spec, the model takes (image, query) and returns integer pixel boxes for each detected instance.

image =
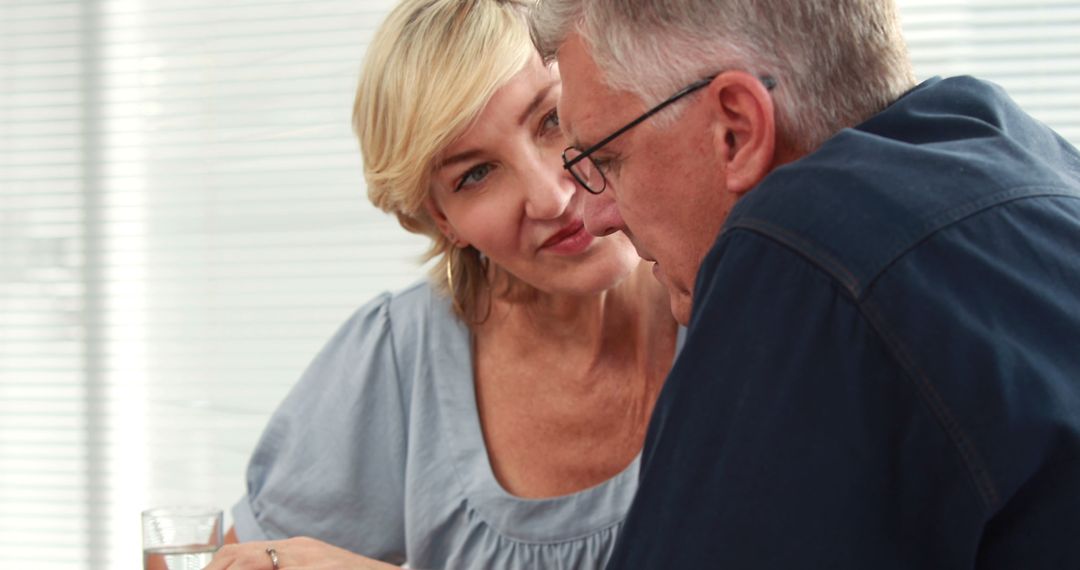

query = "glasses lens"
[563,148,605,194]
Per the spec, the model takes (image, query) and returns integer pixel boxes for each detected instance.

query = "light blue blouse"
[232,280,653,569]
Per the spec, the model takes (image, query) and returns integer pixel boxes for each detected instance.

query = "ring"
[265,546,280,569]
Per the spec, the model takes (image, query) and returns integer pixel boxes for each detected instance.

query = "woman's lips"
[540,221,594,254]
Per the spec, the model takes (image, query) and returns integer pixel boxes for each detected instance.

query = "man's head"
[532,0,915,323]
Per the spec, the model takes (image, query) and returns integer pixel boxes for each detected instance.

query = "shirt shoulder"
[724,76,1080,300]
[233,279,455,561]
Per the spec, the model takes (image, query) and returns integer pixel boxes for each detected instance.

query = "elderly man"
[532,0,1080,568]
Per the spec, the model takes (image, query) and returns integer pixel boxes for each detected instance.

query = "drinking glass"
[141,506,223,570]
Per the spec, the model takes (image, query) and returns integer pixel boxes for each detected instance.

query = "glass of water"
[141,506,223,570]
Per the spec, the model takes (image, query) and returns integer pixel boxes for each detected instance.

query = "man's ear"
[424,196,469,247]
[707,71,777,195]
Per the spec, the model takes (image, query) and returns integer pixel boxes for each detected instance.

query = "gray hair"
[531,0,917,153]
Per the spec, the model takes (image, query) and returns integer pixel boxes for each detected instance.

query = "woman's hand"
[204,536,400,570]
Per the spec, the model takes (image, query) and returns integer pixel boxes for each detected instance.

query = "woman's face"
[426,56,639,298]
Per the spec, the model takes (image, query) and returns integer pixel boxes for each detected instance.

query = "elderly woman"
[205,0,678,569]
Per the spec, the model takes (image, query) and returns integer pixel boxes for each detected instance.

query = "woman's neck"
[474,262,673,366]
[469,261,678,498]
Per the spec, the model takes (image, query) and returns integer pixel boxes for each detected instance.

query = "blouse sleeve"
[232,292,409,564]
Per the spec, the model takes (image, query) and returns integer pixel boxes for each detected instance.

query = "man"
[532,0,1080,568]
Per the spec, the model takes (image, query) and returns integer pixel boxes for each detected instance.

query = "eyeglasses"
[562,74,777,194]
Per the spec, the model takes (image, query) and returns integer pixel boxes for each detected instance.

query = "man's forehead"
[555,33,624,147]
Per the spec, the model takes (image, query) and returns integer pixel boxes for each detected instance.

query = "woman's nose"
[522,154,574,220]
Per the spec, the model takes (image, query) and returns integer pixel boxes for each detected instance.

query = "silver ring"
[265,546,280,569]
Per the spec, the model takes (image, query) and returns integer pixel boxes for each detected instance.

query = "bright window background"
[1,1,1078,568]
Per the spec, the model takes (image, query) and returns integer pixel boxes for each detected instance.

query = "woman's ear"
[707,71,777,195]
[424,196,469,247]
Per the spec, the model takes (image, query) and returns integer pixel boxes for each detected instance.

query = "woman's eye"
[539,109,559,134]
[454,163,493,192]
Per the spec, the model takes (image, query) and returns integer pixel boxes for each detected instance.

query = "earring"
[446,251,455,292]
[445,248,467,316]
[445,233,458,292]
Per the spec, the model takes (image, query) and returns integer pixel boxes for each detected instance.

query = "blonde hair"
[354,0,535,320]
[532,0,916,154]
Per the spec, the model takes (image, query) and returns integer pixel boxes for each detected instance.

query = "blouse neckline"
[430,293,641,544]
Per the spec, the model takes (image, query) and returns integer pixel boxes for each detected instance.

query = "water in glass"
[143,544,217,570]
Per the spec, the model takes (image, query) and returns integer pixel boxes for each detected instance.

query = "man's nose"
[583,190,625,237]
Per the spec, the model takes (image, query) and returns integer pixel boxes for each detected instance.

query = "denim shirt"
[608,77,1080,569]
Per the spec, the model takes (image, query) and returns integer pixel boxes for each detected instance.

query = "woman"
[206,0,678,568]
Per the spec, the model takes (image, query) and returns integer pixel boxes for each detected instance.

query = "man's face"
[557,34,739,325]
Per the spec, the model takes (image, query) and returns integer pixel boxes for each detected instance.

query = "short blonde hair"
[354,0,535,320]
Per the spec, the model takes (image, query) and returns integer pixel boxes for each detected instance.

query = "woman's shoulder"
[263,279,462,456]
[330,279,452,344]
[340,278,459,355]
[385,278,452,328]
[286,279,450,400]
[321,279,466,398]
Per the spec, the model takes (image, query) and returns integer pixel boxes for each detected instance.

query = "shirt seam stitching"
[727,186,1079,300]
[463,501,629,546]
[857,296,1000,512]
[715,227,1002,512]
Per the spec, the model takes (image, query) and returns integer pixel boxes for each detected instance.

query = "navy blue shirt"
[608,77,1080,568]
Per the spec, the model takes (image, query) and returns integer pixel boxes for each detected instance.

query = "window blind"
[900,0,1080,142]
[1,1,1078,569]
[2,3,94,569]
[2,0,426,568]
